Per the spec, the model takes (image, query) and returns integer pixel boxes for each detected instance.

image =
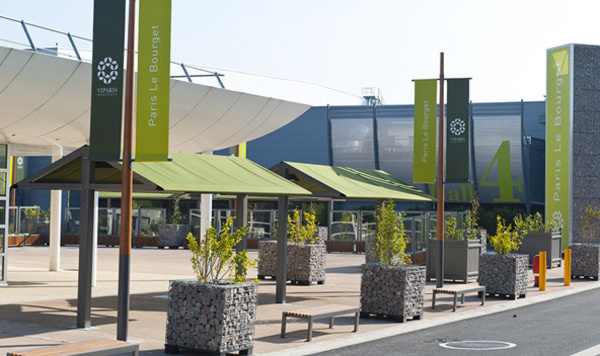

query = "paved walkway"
[0,246,597,355]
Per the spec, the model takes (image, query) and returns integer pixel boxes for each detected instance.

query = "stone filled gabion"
[258,241,326,283]
[360,264,425,319]
[287,244,326,282]
[257,241,278,277]
[571,244,600,279]
[165,280,257,353]
[158,224,190,247]
[478,254,528,297]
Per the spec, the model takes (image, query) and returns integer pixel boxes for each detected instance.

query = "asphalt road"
[310,287,600,356]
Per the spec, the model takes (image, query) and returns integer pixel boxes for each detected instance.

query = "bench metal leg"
[307,317,313,342]
[453,294,458,312]
[329,317,334,329]
[354,312,359,332]
[461,293,465,304]
[481,290,485,306]
[432,291,437,309]
[281,313,287,338]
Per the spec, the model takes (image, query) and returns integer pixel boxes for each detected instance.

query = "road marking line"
[570,344,600,356]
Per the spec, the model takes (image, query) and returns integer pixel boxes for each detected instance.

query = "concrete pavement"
[0,246,597,355]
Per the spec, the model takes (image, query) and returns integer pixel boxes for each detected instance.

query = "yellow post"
[539,251,547,291]
[565,249,571,286]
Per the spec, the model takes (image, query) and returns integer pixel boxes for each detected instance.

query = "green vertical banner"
[546,44,572,249]
[412,79,437,183]
[136,0,172,162]
[446,79,470,183]
[89,0,126,161]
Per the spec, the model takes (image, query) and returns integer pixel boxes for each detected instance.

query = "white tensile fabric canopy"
[0,45,311,156]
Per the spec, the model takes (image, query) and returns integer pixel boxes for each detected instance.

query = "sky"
[1,0,600,106]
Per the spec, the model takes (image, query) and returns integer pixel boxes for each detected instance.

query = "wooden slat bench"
[281,304,360,342]
[432,285,486,312]
[7,339,139,356]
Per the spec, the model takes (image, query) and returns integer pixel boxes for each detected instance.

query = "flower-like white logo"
[97,57,119,84]
[552,210,564,230]
[450,118,466,136]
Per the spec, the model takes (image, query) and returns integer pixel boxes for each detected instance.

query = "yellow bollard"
[539,251,547,291]
[565,249,571,286]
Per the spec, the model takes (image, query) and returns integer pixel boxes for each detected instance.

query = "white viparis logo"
[552,210,564,230]
[97,57,119,84]
[449,118,466,136]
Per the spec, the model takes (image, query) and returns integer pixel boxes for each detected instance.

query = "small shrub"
[444,215,463,240]
[513,212,560,235]
[489,215,524,255]
[187,217,256,285]
[287,208,318,245]
[375,200,409,266]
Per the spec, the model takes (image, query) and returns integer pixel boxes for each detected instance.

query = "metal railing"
[0,15,225,87]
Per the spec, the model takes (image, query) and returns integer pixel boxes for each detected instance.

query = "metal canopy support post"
[276,194,288,303]
[76,147,94,329]
[235,194,249,275]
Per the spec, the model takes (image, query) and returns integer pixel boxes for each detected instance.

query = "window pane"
[0,145,6,169]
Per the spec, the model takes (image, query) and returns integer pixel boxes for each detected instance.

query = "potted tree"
[258,207,326,285]
[360,200,425,322]
[158,196,190,249]
[478,216,528,299]
[165,217,258,355]
[514,212,562,268]
[286,207,326,285]
[571,205,600,280]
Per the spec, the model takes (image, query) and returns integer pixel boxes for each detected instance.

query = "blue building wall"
[218,106,331,168]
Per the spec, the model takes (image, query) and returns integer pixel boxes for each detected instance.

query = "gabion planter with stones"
[258,241,326,285]
[287,244,326,285]
[165,280,257,355]
[158,224,190,249]
[570,244,600,280]
[360,263,425,322]
[478,253,528,299]
[257,241,278,279]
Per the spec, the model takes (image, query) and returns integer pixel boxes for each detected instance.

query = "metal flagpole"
[117,0,136,341]
[436,52,445,288]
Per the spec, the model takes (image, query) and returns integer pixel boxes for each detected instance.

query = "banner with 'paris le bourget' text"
[412,79,437,184]
[136,0,172,161]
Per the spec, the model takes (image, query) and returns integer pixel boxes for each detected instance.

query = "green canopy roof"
[132,152,311,195]
[271,161,435,202]
[13,146,311,196]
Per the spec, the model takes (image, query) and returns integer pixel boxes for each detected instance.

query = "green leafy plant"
[375,200,409,266]
[187,216,256,285]
[444,215,463,240]
[287,208,318,245]
[489,215,525,255]
[23,207,39,219]
[513,212,559,235]
[581,205,600,244]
